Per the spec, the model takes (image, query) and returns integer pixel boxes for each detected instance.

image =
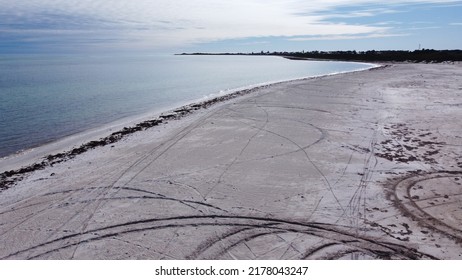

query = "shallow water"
[0,54,373,157]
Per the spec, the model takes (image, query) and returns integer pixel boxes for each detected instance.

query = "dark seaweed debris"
[0,84,268,191]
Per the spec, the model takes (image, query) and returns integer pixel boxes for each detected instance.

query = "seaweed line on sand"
[0,84,271,192]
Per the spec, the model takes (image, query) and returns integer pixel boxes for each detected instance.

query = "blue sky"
[0,0,461,54]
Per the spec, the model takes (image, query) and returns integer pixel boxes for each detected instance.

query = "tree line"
[180,49,462,62]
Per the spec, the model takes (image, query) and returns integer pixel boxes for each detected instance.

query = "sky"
[0,0,461,54]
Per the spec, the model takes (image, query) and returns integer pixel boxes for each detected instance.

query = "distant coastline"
[178,49,462,63]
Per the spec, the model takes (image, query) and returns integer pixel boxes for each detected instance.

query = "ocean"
[0,54,373,158]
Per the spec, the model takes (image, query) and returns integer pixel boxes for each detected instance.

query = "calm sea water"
[0,54,373,158]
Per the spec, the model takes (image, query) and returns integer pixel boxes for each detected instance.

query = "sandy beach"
[0,63,461,260]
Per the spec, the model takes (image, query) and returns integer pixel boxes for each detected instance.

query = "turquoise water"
[0,54,373,157]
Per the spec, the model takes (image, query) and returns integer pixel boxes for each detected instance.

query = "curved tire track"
[391,171,462,242]
[1,215,436,260]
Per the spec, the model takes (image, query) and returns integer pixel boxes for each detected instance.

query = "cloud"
[0,0,460,51]
[288,32,409,41]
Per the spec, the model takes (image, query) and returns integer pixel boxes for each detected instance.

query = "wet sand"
[0,63,461,259]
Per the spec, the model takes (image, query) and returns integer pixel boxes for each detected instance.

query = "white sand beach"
[0,63,461,259]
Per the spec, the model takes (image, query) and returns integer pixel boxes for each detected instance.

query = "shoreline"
[0,55,375,161]
[0,82,266,189]
[0,63,379,190]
